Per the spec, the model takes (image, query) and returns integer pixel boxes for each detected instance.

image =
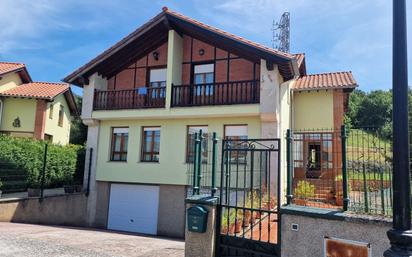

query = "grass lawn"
[346,129,392,162]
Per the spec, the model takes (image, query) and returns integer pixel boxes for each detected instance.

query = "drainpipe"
[0,99,3,128]
[384,1,412,256]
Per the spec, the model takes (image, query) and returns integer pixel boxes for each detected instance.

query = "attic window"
[49,104,54,119]
[58,105,64,127]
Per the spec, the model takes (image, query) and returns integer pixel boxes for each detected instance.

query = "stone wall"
[281,207,391,257]
[0,193,87,227]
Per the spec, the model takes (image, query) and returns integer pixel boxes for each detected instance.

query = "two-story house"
[64,7,357,238]
[0,62,77,145]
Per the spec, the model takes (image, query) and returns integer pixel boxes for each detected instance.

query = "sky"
[0,0,411,96]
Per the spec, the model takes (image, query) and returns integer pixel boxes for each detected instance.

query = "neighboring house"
[0,62,77,145]
[64,7,357,238]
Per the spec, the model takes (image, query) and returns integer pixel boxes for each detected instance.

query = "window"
[186,126,208,163]
[49,104,54,119]
[110,128,129,161]
[149,68,166,98]
[141,127,161,162]
[224,125,248,163]
[194,64,214,96]
[44,134,53,143]
[293,133,334,170]
[58,105,64,127]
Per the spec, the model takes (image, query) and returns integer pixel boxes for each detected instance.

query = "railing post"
[193,133,199,195]
[362,163,369,213]
[286,129,293,205]
[341,125,349,211]
[211,132,218,197]
[40,143,48,202]
[196,130,203,194]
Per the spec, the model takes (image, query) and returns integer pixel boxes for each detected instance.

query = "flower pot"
[243,211,251,227]
[64,185,75,194]
[293,198,307,206]
[234,219,243,233]
[28,188,41,197]
[221,224,228,234]
[229,224,236,235]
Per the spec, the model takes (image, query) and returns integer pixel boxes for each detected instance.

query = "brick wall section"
[33,99,47,140]
[333,89,345,129]
[107,41,168,90]
[107,34,260,89]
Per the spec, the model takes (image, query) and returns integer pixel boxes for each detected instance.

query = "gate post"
[341,125,349,211]
[185,195,219,257]
[286,129,293,205]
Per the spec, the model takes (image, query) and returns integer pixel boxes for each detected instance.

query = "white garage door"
[108,184,159,235]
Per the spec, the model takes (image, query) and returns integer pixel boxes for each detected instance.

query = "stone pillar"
[81,73,107,227]
[185,195,218,257]
[166,29,183,109]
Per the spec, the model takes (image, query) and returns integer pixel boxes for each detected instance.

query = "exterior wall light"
[153,51,159,61]
[199,49,205,56]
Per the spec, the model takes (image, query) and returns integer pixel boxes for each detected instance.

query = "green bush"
[294,181,315,199]
[0,135,85,188]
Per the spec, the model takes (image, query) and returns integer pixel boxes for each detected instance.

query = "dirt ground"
[0,222,184,257]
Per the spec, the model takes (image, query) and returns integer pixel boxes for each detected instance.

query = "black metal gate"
[216,138,281,257]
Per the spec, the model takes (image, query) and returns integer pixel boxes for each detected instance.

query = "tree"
[69,95,87,145]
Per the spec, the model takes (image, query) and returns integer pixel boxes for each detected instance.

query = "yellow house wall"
[44,94,71,145]
[95,116,261,185]
[0,73,22,92]
[0,98,36,133]
[293,90,334,130]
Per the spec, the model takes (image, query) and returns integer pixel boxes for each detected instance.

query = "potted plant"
[221,209,235,234]
[294,180,315,206]
[234,211,243,234]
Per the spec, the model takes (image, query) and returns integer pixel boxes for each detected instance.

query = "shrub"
[294,181,315,199]
[0,135,85,188]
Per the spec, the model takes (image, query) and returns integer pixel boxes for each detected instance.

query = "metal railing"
[286,126,395,216]
[171,80,260,107]
[93,87,166,110]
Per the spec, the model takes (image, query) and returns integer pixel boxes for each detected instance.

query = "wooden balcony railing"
[93,87,166,110]
[171,80,260,107]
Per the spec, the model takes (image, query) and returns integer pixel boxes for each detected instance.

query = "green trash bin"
[187,205,208,233]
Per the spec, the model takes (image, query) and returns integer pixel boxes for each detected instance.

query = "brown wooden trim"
[140,126,161,162]
[110,127,129,161]
[223,124,248,139]
[185,125,208,163]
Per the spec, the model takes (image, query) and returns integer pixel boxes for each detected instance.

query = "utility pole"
[384,0,412,256]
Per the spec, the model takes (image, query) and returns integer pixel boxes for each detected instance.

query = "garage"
[107,184,159,235]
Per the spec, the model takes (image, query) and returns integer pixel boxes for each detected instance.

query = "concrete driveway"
[0,222,184,257]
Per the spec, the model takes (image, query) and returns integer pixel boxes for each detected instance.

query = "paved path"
[0,222,184,257]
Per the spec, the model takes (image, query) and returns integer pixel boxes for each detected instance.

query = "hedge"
[0,135,85,188]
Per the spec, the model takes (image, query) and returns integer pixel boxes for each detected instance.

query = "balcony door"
[192,63,214,105]
[148,68,166,106]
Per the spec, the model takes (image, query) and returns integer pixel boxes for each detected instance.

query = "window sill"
[108,160,127,163]
[139,161,160,164]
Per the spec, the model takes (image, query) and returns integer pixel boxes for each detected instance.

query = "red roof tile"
[293,71,357,91]
[293,53,305,68]
[0,82,70,100]
[0,62,25,76]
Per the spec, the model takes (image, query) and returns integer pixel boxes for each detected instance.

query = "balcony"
[171,80,260,107]
[93,87,166,110]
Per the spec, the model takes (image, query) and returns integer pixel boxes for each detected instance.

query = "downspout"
[0,98,3,129]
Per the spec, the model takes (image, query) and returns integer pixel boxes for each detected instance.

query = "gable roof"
[293,53,306,76]
[0,82,78,115]
[0,62,32,83]
[292,71,357,91]
[63,7,297,86]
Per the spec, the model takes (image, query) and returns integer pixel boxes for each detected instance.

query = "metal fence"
[287,126,394,216]
[0,143,90,200]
